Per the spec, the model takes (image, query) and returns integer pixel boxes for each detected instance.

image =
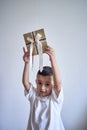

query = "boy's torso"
[26,85,65,130]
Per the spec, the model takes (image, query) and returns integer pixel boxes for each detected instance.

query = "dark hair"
[37,66,53,76]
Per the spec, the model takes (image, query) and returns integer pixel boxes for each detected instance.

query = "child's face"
[36,75,54,97]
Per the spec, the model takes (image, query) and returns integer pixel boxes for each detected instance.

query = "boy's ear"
[35,79,37,84]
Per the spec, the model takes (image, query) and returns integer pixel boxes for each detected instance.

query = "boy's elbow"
[56,81,62,92]
[58,80,62,90]
[22,80,29,91]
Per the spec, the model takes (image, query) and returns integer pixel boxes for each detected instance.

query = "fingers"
[23,47,29,57]
[45,45,54,52]
[44,45,55,57]
[46,45,53,50]
[47,45,51,48]
[23,47,26,54]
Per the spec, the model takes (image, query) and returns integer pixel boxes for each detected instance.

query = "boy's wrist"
[24,61,29,65]
[50,55,56,62]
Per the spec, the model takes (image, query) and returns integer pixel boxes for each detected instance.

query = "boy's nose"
[41,85,46,91]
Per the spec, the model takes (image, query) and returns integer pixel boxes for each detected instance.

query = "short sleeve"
[24,82,36,101]
[52,87,64,111]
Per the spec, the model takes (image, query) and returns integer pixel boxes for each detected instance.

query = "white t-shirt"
[24,83,65,130]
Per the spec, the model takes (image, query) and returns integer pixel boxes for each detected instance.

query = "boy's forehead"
[36,75,53,81]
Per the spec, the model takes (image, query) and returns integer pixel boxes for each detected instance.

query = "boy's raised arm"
[45,45,62,96]
[22,47,30,91]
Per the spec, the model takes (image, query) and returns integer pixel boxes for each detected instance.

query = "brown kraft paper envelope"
[23,28,47,55]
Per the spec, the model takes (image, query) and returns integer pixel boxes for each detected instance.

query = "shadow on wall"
[74,107,87,130]
[75,121,87,130]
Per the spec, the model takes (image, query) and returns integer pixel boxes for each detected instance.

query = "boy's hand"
[45,45,56,61]
[23,47,30,63]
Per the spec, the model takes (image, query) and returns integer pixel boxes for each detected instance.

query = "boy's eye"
[38,82,42,86]
[45,83,50,87]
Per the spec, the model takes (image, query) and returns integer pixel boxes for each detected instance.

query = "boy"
[22,45,65,130]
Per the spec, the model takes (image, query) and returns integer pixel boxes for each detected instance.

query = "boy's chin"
[40,92,51,97]
[40,93,47,97]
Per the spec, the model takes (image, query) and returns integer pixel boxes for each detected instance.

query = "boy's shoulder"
[25,83,64,104]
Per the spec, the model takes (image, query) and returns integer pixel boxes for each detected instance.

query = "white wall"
[0,0,87,130]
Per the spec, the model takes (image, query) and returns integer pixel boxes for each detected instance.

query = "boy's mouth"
[40,90,46,93]
[40,90,46,95]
